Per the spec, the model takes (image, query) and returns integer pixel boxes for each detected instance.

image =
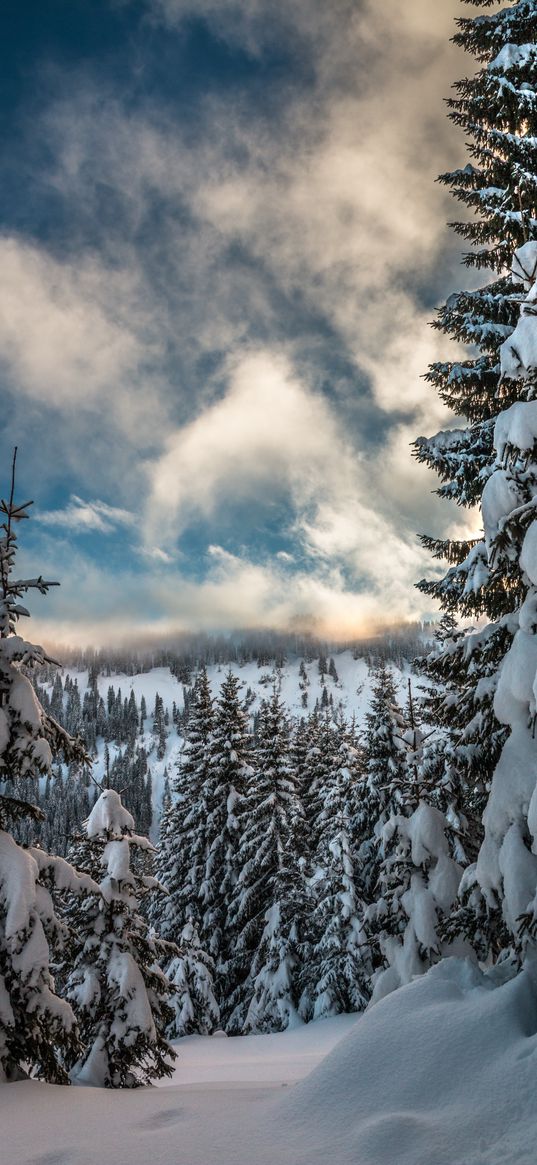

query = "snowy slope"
[269,957,537,1165]
[68,651,416,724]
[59,652,418,831]
[5,959,537,1165]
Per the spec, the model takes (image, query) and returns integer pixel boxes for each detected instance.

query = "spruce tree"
[290,711,315,809]
[226,687,309,1033]
[152,693,167,760]
[202,670,252,979]
[304,740,371,1020]
[328,657,339,683]
[0,453,97,1082]
[417,619,496,965]
[300,709,340,846]
[415,0,537,962]
[153,667,214,942]
[165,919,220,1038]
[65,789,176,1087]
[367,754,466,1004]
[470,243,537,956]
[50,673,64,721]
[355,663,407,904]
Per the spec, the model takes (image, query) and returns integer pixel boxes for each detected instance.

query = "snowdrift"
[5,959,537,1165]
[269,957,537,1165]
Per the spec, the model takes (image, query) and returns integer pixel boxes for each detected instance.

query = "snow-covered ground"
[68,650,415,725]
[5,959,537,1165]
[5,1016,356,1165]
[163,1014,356,1088]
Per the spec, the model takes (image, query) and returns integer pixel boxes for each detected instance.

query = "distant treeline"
[42,622,433,678]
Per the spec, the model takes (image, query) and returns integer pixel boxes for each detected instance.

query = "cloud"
[0,0,485,640]
[38,0,469,434]
[145,0,355,63]
[36,495,136,534]
[23,357,442,648]
[136,545,177,564]
[147,349,432,610]
[0,229,175,510]
[25,539,431,651]
[0,239,144,409]
[147,0,469,89]
[147,350,347,534]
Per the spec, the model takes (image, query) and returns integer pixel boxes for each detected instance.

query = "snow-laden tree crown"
[417,0,537,968]
[0,455,97,1083]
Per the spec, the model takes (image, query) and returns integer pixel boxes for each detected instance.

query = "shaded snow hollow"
[5,959,537,1165]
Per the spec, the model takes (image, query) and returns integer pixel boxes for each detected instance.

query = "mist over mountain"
[42,621,432,678]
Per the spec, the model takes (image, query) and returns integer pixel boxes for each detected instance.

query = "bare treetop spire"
[0,448,59,642]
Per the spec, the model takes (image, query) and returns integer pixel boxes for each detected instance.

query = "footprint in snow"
[139,1107,184,1129]
[30,1154,74,1165]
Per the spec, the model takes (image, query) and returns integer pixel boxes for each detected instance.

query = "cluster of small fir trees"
[23,674,171,854]
[153,658,459,1033]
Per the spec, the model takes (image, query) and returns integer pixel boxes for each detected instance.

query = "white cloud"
[147,350,346,533]
[0,236,168,450]
[26,540,430,651]
[136,545,177,564]
[147,349,433,605]
[38,0,470,446]
[0,240,135,405]
[146,0,352,61]
[36,496,136,534]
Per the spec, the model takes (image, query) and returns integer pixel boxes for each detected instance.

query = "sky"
[0,0,495,647]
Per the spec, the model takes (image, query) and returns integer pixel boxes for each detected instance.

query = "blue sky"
[1,0,484,645]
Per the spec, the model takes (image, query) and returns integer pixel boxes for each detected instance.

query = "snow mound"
[267,958,537,1165]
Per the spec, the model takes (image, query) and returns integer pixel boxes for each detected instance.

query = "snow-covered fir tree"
[201,670,252,981]
[151,667,219,1033]
[304,728,371,1019]
[290,709,316,808]
[226,687,309,1033]
[152,692,167,760]
[355,663,408,904]
[65,789,176,1087]
[468,242,537,957]
[153,667,214,942]
[300,710,340,846]
[415,0,537,964]
[417,617,504,958]
[0,454,97,1082]
[367,732,467,1004]
[355,679,468,1002]
[165,918,220,1038]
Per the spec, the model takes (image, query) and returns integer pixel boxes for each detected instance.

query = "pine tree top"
[0,450,59,653]
[454,1,537,63]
